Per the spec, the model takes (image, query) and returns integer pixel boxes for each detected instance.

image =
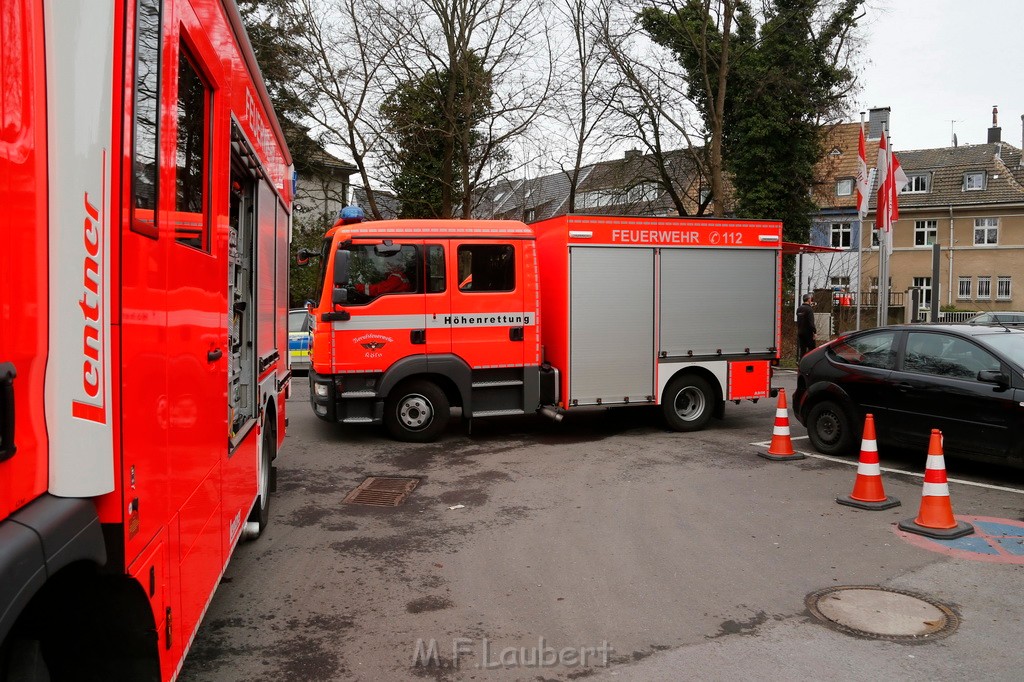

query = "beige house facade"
[807,107,1024,316]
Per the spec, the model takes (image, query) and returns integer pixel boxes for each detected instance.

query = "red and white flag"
[856,125,870,217]
[875,130,910,254]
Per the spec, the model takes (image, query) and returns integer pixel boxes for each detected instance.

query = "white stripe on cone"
[774,425,790,436]
[925,455,946,470]
[856,462,881,476]
[922,482,950,496]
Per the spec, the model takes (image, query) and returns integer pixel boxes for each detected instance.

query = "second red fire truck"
[305,214,782,441]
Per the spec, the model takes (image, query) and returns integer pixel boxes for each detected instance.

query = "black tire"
[1,638,50,682]
[384,380,450,442]
[662,375,714,432]
[806,400,856,456]
[247,424,274,535]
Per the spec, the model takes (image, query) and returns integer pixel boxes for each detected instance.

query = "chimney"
[624,149,641,160]
[867,107,890,138]
[987,105,1001,143]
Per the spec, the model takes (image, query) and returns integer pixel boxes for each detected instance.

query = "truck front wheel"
[662,375,714,432]
[385,380,450,442]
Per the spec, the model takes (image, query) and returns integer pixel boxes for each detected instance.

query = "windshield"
[289,310,309,333]
[977,332,1024,367]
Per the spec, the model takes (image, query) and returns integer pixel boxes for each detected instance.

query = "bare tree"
[381,0,556,218]
[544,0,619,212]
[592,0,725,216]
[288,0,407,220]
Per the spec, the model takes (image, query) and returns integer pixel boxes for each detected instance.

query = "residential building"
[294,147,357,219]
[477,148,717,222]
[805,107,1024,316]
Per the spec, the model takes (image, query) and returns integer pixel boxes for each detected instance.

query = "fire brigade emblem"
[361,341,386,350]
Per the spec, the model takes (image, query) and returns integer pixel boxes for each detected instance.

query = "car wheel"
[385,380,450,442]
[662,375,714,432]
[806,400,856,456]
[247,423,274,536]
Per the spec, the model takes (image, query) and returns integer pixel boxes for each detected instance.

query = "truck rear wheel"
[662,375,714,432]
[247,424,274,536]
[385,380,449,442]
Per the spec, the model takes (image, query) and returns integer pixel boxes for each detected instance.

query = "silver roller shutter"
[660,248,777,356]
[569,247,655,404]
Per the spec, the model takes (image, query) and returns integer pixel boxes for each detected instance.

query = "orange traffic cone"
[836,414,900,510]
[898,429,974,539]
[758,388,805,461]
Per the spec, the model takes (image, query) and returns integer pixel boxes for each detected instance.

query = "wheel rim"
[398,393,434,431]
[815,409,842,446]
[673,386,706,422]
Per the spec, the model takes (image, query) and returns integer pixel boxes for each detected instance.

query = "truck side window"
[457,244,515,292]
[426,245,445,293]
[346,244,421,304]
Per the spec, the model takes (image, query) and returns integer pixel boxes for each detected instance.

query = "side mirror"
[296,248,316,266]
[332,249,350,305]
[977,369,1009,387]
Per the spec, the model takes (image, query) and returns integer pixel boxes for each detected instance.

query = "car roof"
[857,323,1024,338]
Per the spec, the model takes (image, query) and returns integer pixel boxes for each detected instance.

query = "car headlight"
[314,382,329,398]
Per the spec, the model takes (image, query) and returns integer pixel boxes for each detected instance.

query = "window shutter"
[850,221,860,248]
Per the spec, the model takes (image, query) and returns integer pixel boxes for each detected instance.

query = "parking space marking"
[749,442,1024,495]
[895,516,1024,564]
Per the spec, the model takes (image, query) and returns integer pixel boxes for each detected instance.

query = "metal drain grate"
[343,477,420,507]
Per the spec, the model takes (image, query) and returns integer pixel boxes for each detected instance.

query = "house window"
[902,173,930,193]
[836,178,854,196]
[964,171,985,191]
[977,275,991,299]
[830,222,851,248]
[830,276,850,287]
[523,208,536,222]
[957,276,972,300]
[997,276,1012,300]
[974,218,998,245]
[626,182,660,203]
[871,227,880,247]
[913,276,932,307]
[914,220,937,246]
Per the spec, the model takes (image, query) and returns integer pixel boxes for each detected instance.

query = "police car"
[289,308,312,373]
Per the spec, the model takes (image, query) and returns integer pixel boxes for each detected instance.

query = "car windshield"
[977,332,1024,367]
[289,311,309,333]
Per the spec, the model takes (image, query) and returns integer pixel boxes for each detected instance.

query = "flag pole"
[877,120,890,326]
[856,113,865,331]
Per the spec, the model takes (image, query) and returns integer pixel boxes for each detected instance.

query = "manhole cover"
[343,477,420,507]
[806,586,959,642]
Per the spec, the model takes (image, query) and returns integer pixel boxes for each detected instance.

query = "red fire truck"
[1,1,292,679]
[306,214,782,442]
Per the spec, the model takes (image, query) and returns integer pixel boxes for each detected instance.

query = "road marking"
[750,441,1024,494]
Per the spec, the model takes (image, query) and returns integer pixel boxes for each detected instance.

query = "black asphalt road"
[179,370,1024,681]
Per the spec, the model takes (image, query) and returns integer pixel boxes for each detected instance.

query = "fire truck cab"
[307,214,782,441]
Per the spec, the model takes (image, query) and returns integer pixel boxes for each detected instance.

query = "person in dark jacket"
[796,293,817,359]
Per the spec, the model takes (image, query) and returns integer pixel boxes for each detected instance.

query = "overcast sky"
[852,0,1024,151]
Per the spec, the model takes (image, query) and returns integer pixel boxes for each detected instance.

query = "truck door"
[331,240,430,372]
[447,240,527,371]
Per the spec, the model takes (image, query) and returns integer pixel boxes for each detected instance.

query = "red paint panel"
[728,360,771,400]
[0,0,49,521]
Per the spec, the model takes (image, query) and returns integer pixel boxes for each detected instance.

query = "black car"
[794,324,1024,467]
